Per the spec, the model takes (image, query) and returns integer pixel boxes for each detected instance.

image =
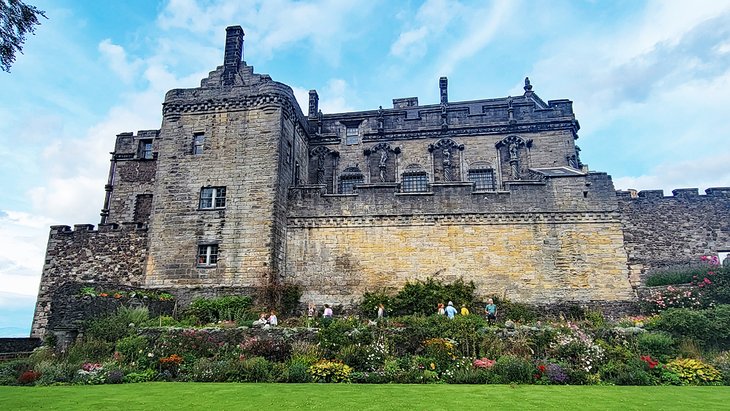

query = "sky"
[1,0,729,337]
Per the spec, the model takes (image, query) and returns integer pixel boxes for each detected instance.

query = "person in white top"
[268,311,278,326]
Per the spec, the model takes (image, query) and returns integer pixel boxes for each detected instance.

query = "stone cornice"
[288,211,621,228]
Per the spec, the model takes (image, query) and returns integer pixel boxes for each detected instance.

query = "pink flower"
[704,278,712,284]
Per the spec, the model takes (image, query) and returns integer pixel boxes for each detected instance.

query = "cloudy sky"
[1,0,729,336]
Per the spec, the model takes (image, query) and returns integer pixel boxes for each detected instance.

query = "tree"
[0,0,46,72]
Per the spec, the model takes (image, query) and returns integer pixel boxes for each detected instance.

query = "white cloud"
[99,39,143,84]
[390,27,429,59]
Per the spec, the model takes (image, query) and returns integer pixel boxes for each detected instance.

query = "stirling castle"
[31,27,730,338]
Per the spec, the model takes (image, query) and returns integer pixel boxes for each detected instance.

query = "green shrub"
[188,295,252,324]
[365,277,475,316]
[290,341,322,365]
[664,358,722,385]
[117,306,150,326]
[226,357,273,382]
[317,317,370,355]
[115,335,148,365]
[285,359,312,383]
[650,305,730,348]
[646,264,709,287]
[0,359,32,385]
[123,369,156,383]
[28,346,55,365]
[335,344,369,370]
[637,332,676,361]
[34,361,76,385]
[480,330,506,359]
[445,367,493,384]
[187,358,229,382]
[491,355,534,384]
[599,359,654,385]
[499,300,538,323]
[66,339,114,364]
[307,359,352,383]
[704,267,730,305]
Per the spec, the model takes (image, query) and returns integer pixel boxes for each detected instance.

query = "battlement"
[616,187,730,199]
[289,172,618,218]
[49,222,147,235]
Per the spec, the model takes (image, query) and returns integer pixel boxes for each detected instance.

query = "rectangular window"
[197,244,218,267]
[193,133,205,155]
[340,176,363,194]
[199,186,226,209]
[402,173,429,192]
[139,139,153,159]
[468,169,496,191]
[345,126,359,145]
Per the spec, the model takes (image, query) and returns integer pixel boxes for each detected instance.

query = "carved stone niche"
[428,138,465,182]
[495,135,532,181]
[308,146,340,193]
[364,143,401,183]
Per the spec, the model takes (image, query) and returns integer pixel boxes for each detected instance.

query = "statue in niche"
[316,154,325,184]
[509,142,519,160]
[378,150,388,182]
[317,110,323,134]
[443,148,453,181]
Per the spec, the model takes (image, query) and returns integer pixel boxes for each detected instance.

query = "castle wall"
[618,188,730,285]
[31,224,148,337]
[285,173,635,305]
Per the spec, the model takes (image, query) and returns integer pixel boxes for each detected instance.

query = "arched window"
[339,166,364,194]
[401,164,429,193]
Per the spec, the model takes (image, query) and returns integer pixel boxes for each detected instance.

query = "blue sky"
[1,0,729,336]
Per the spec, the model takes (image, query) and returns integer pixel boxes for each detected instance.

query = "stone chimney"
[308,90,319,118]
[439,77,448,103]
[223,26,244,85]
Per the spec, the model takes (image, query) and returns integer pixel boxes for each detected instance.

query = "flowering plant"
[640,355,658,369]
[473,358,496,369]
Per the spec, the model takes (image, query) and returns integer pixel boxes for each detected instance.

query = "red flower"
[538,364,546,373]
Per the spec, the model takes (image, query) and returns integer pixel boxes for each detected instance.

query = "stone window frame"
[199,186,226,209]
[467,168,496,191]
[342,120,363,146]
[401,164,429,193]
[339,166,364,194]
[192,133,205,155]
[138,139,154,160]
[197,243,219,267]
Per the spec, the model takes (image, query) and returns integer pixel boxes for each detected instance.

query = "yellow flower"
[430,363,435,370]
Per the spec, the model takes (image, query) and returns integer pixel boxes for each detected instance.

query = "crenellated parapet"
[617,187,730,286]
[31,223,149,337]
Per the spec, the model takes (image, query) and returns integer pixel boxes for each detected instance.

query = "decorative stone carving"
[377,106,384,133]
[428,138,464,182]
[364,142,401,183]
[496,135,532,181]
[309,146,339,192]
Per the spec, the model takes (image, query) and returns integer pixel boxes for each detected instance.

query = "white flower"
[147,352,154,358]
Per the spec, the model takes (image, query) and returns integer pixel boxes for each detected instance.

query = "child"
[268,310,278,326]
[460,304,469,316]
[485,298,497,323]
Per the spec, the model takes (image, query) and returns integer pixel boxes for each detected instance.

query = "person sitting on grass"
[253,313,268,327]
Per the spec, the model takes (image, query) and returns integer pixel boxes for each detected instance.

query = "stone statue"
[377,106,384,131]
[509,142,519,160]
[443,149,452,181]
[378,150,388,182]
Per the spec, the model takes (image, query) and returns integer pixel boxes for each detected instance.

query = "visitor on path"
[461,304,469,316]
[437,303,445,316]
[323,304,333,318]
[268,311,278,326]
[445,301,458,319]
[307,302,316,328]
[485,298,497,323]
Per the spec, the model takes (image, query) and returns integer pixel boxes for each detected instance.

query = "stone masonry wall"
[106,130,158,224]
[618,187,730,285]
[31,224,148,337]
[285,173,635,306]
[145,62,309,288]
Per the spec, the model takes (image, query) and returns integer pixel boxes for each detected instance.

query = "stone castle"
[31,27,730,338]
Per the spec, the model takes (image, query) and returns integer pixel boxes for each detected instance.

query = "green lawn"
[1,383,729,410]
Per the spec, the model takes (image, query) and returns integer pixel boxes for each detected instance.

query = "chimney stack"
[223,26,244,85]
[308,90,319,118]
[439,77,448,103]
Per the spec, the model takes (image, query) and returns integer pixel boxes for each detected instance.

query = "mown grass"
[1,383,729,410]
